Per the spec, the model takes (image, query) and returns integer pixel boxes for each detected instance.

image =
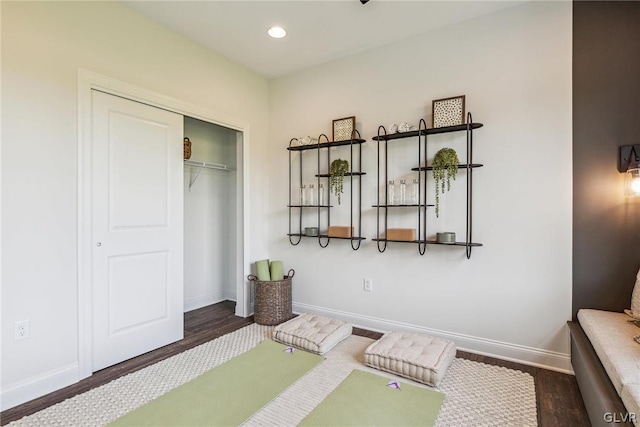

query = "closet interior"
[183,116,240,312]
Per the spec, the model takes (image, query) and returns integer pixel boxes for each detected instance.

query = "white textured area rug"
[9,324,537,426]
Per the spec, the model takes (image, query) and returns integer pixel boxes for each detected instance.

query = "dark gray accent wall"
[573,1,640,318]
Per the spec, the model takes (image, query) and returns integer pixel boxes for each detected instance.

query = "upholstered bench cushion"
[364,331,456,387]
[577,309,640,394]
[273,313,352,355]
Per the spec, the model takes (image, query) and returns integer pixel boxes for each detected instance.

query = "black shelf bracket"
[350,129,364,250]
[418,118,427,255]
[465,112,474,259]
[317,133,331,248]
[288,137,302,245]
[376,125,388,253]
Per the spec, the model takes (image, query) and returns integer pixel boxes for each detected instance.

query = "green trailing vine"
[432,148,459,217]
[329,159,350,205]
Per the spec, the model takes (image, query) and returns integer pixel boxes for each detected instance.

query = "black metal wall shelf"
[411,163,483,171]
[287,132,366,250]
[374,114,483,258]
[372,204,435,208]
[371,123,483,141]
[288,233,366,241]
[315,172,366,178]
[426,240,483,247]
[371,239,483,246]
[287,138,367,151]
[371,238,423,244]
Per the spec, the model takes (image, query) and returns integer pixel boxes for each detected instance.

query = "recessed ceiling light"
[268,26,287,39]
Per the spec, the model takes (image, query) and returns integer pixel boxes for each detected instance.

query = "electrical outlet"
[15,320,30,341]
[364,278,373,292]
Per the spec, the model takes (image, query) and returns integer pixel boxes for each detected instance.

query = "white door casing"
[91,91,184,371]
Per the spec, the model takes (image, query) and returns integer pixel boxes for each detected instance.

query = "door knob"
[96,242,102,247]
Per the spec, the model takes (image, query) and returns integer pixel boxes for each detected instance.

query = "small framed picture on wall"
[332,116,356,141]
[432,95,466,128]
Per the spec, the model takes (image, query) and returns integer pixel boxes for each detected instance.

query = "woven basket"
[248,269,294,326]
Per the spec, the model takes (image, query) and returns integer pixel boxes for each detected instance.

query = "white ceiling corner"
[122,0,526,79]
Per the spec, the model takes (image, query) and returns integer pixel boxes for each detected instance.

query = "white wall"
[184,117,239,310]
[1,1,269,409]
[268,2,573,371]
[0,0,572,412]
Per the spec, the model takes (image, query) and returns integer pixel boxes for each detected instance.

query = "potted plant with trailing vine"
[432,148,459,217]
[329,159,349,205]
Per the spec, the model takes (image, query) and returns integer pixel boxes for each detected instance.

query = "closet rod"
[184,160,235,191]
[184,159,235,171]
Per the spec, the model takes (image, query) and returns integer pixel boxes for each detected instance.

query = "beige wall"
[1,1,269,409]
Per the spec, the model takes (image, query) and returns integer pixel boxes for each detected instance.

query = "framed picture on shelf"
[332,116,356,141]
[432,95,465,128]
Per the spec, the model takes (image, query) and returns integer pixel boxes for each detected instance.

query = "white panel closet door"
[91,91,184,372]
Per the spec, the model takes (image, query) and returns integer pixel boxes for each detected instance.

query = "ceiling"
[123,1,524,79]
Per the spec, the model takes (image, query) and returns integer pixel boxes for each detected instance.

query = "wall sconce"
[618,144,640,198]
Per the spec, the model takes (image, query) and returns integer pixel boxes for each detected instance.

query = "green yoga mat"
[110,340,323,427]
[300,369,445,427]
[256,259,270,281]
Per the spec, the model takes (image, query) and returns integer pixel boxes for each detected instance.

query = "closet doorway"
[78,70,249,378]
[183,117,240,311]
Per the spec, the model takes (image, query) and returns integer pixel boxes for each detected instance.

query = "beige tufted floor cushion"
[365,331,456,387]
[273,313,352,355]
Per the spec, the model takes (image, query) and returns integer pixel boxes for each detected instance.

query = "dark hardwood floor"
[1,301,589,426]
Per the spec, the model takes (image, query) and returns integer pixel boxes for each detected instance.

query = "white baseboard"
[1,363,79,411]
[183,291,226,312]
[293,302,573,374]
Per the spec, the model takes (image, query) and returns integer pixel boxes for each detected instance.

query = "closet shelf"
[184,159,235,191]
